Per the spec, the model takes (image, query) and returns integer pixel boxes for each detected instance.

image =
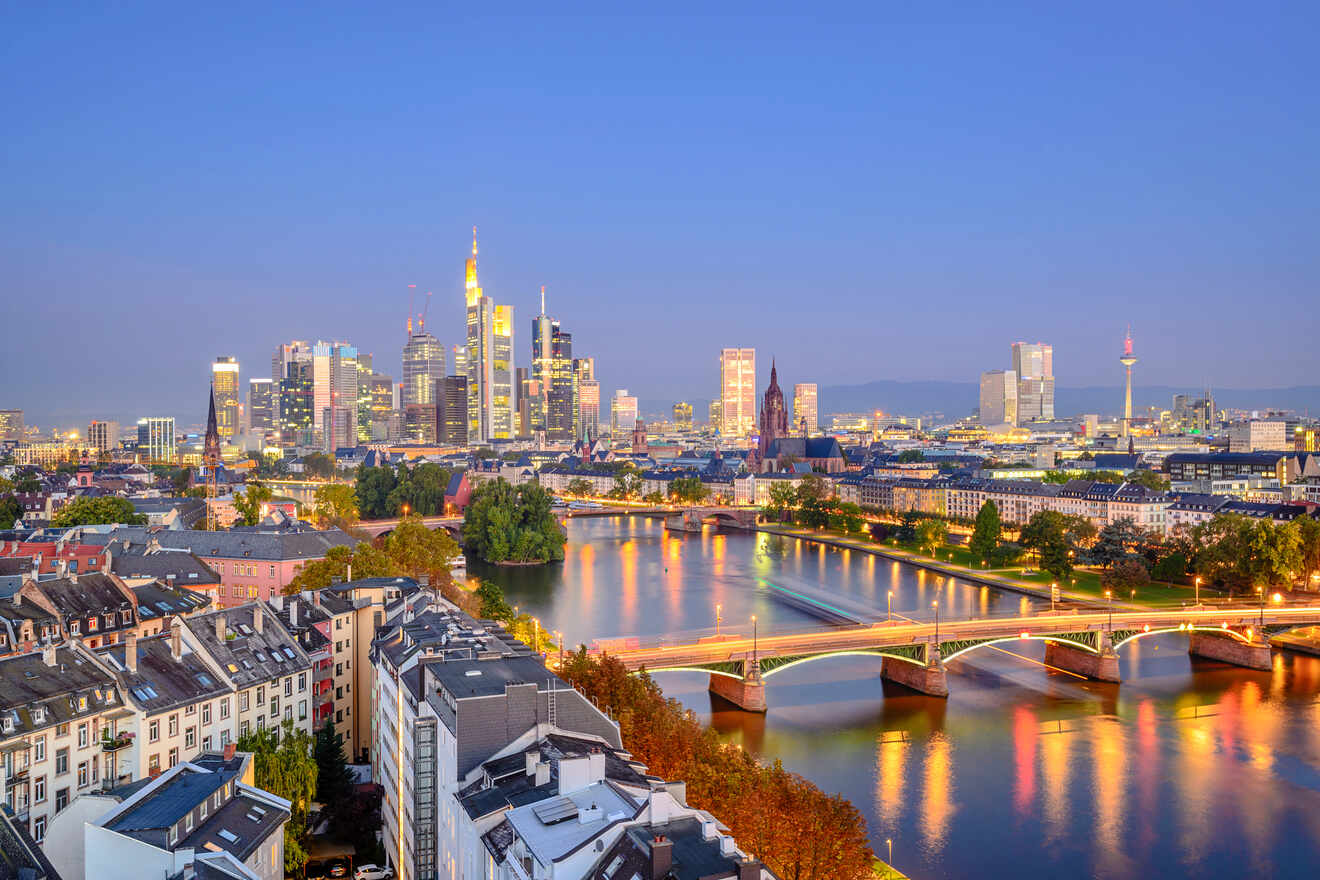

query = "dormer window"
[88,617,98,632]
[121,610,131,624]
[1,716,13,734]
[70,621,80,635]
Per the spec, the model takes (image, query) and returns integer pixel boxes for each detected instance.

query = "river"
[468,515,1320,879]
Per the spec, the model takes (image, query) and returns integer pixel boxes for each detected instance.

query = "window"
[283,706,292,722]
[269,697,277,717]
[77,762,88,787]
[298,701,307,721]
[33,775,46,803]
[284,678,292,698]
[33,736,45,762]
[256,686,264,704]
[32,815,46,843]
[70,620,80,635]
[202,702,211,725]
[185,703,196,716]
[168,748,178,768]
[298,673,307,693]
[55,788,68,813]
[336,663,342,677]
[219,698,230,720]
[239,721,249,738]
[202,735,212,751]
[88,616,97,632]
[149,720,159,743]
[168,714,178,737]
[336,710,342,723]
[336,687,342,700]
[239,691,249,712]
[269,565,275,577]
[148,754,160,774]
[185,727,196,750]
[335,617,342,630]
[56,724,69,738]
[221,729,231,746]
[122,610,131,624]
[77,723,88,749]
[55,748,68,776]
[91,754,98,783]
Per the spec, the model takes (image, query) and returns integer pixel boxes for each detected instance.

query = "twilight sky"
[3,2,1318,429]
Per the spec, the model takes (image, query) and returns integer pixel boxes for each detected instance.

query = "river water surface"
[470,516,1320,879]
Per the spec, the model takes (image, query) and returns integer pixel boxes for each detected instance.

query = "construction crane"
[406,283,417,335]
[418,290,433,332]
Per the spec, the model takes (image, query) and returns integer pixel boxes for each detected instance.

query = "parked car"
[353,866,395,880]
[326,858,350,878]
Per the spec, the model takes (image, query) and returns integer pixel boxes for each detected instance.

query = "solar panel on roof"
[531,797,579,825]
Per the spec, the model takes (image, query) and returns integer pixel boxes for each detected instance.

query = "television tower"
[1119,326,1137,437]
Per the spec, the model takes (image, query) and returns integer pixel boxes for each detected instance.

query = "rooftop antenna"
[540,284,546,316]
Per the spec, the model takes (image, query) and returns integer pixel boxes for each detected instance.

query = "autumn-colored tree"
[282,543,397,594]
[237,720,317,875]
[313,483,359,527]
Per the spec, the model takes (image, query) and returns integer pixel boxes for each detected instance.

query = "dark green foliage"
[51,496,146,527]
[1092,517,1146,569]
[463,479,566,564]
[313,720,354,807]
[668,477,709,503]
[968,500,1002,564]
[301,453,337,479]
[1152,551,1189,583]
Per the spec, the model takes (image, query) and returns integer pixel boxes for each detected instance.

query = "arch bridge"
[589,604,1320,711]
[663,507,759,533]
[357,516,463,539]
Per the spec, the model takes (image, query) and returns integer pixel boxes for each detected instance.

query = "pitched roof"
[183,603,312,687]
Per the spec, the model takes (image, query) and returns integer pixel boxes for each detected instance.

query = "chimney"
[125,631,138,673]
[534,761,551,787]
[270,594,284,613]
[42,641,57,667]
[101,553,111,574]
[288,601,298,627]
[252,606,263,633]
[215,614,226,641]
[525,751,539,777]
[223,742,236,761]
[165,574,176,588]
[650,836,673,880]
[170,619,182,660]
[738,859,762,880]
[56,559,67,579]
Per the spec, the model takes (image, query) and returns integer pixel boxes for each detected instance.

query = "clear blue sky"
[3,2,1317,428]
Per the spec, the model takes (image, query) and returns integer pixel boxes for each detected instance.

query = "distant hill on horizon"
[639,382,1320,424]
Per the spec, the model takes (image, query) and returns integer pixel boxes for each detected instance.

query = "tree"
[895,510,920,544]
[313,483,359,527]
[1041,471,1073,484]
[915,518,948,556]
[795,474,832,504]
[13,472,41,494]
[1039,530,1073,581]
[233,481,273,527]
[313,720,354,808]
[968,500,1002,564]
[50,496,146,527]
[1090,470,1126,484]
[1152,551,1190,583]
[609,472,642,500]
[354,464,399,519]
[1101,558,1151,595]
[463,479,566,564]
[1247,519,1301,589]
[237,720,317,875]
[386,462,450,516]
[1125,469,1171,491]
[566,478,593,498]
[1092,517,1145,569]
[896,449,925,463]
[382,516,460,585]
[668,477,709,504]
[1295,515,1320,589]
[301,452,337,480]
[171,467,193,494]
[0,495,20,528]
[762,482,799,521]
[283,543,397,594]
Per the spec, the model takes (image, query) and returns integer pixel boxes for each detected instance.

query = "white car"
[353,866,394,880]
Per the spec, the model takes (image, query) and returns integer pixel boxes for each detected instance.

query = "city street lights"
[751,614,758,663]
[715,604,722,637]
[1258,587,1265,629]
[1105,590,1113,632]
[1194,576,1202,606]
[1051,582,1057,613]
[401,503,410,518]
[887,591,893,622]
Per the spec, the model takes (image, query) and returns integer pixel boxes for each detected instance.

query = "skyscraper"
[979,370,1018,427]
[279,360,314,445]
[212,357,240,440]
[272,341,311,427]
[574,358,599,442]
[672,401,693,430]
[531,288,576,443]
[1011,342,1055,422]
[611,389,638,435]
[438,375,469,446]
[792,383,818,436]
[0,410,24,443]
[136,417,176,463]
[719,348,756,437]
[248,379,275,432]
[402,331,445,408]
[464,230,514,442]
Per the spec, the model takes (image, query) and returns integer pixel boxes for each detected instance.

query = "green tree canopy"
[354,464,399,519]
[301,453,337,480]
[51,496,146,527]
[233,481,273,527]
[237,720,317,875]
[283,543,397,594]
[1091,517,1147,569]
[463,479,567,564]
[566,478,593,498]
[313,719,354,808]
[668,476,709,504]
[1125,469,1171,491]
[968,500,1002,564]
[383,516,460,584]
[313,483,359,527]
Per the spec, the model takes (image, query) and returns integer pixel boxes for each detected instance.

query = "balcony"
[102,732,135,752]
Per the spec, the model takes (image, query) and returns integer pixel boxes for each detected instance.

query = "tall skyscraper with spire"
[531,285,576,443]
[1120,326,1138,436]
[464,229,514,442]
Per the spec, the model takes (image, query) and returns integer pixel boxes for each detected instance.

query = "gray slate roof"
[183,602,312,688]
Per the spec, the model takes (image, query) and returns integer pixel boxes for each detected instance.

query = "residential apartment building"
[183,603,314,742]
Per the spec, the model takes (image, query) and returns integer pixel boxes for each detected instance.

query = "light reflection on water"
[474,517,1320,878]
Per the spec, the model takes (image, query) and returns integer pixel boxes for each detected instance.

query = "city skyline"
[5,8,1319,427]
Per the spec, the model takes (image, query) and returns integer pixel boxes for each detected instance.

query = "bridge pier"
[708,659,766,712]
[1044,633,1120,683]
[1188,631,1272,670]
[665,512,702,533]
[880,646,949,698]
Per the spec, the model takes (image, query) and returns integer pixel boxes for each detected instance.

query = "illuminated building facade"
[463,231,515,442]
[438,375,468,445]
[611,389,638,434]
[402,331,445,409]
[212,357,240,439]
[719,347,756,436]
[279,360,314,445]
[574,357,599,442]
[247,379,275,432]
[87,420,121,453]
[136,417,176,463]
[1011,342,1054,422]
[792,383,818,435]
[672,401,693,430]
[980,370,1018,427]
[0,410,23,443]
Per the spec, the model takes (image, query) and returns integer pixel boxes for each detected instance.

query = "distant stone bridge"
[662,507,759,533]
[590,603,1320,711]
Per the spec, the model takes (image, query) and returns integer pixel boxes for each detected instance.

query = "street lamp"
[751,614,758,663]
[1105,590,1113,632]
[715,603,722,637]
[932,600,940,645]
[887,590,894,622]
[1258,587,1265,629]
[1194,576,1201,606]
[1051,582,1057,613]
[401,503,410,518]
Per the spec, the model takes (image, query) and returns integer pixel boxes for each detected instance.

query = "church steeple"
[204,385,221,464]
